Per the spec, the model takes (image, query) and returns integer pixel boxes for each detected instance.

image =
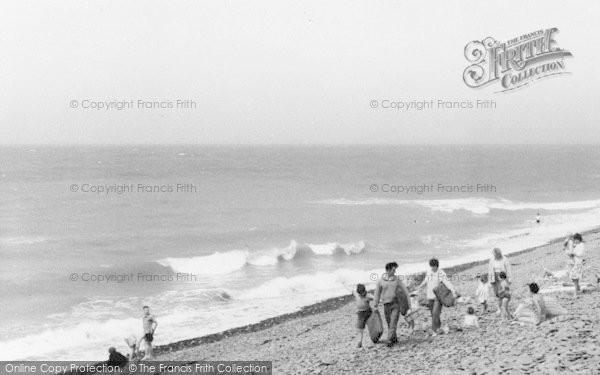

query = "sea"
[1,144,599,360]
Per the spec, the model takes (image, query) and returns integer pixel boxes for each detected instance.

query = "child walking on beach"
[475,274,491,313]
[351,284,374,348]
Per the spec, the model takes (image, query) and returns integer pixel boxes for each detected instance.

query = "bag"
[433,282,455,307]
[396,290,410,316]
[366,309,383,343]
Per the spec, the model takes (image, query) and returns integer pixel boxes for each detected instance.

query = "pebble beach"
[144,229,600,374]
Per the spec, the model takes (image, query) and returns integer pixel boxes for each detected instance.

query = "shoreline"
[153,227,600,357]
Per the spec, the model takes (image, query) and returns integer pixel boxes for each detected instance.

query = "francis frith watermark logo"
[463,28,572,92]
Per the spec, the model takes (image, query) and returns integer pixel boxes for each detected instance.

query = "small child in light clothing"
[497,272,512,321]
[475,274,491,313]
[463,306,479,328]
[404,292,423,334]
[352,284,373,348]
[124,335,138,360]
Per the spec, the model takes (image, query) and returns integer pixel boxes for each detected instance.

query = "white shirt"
[488,257,511,282]
[422,268,454,300]
[572,243,585,265]
[476,282,491,303]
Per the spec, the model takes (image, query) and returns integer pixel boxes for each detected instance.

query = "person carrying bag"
[418,258,457,335]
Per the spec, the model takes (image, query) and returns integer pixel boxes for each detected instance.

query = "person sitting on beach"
[497,272,512,321]
[475,274,491,313]
[350,283,374,348]
[107,347,128,367]
[417,258,457,336]
[373,262,410,347]
[513,283,567,326]
[463,306,478,328]
[542,234,577,281]
[488,248,511,314]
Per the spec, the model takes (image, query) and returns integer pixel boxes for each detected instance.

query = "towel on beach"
[541,296,568,318]
[539,282,595,294]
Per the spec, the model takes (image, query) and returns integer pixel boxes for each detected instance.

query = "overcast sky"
[1,0,598,144]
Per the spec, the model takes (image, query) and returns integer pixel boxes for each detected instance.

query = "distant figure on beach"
[139,306,158,360]
[463,306,478,328]
[513,283,567,326]
[566,233,586,297]
[417,258,457,336]
[475,274,491,313]
[488,248,511,314]
[536,213,540,224]
[347,283,374,348]
[373,262,410,347]
[107,347,128,367]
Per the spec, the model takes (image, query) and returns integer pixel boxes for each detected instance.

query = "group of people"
[350,258,459,348]
[351,233,593,348]
[105,305,158,366]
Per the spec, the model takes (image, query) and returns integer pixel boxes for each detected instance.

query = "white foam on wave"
[459,208,600,255]
[7,203,600,361]
[158,240,367,274]
[5,205,599,362]
[317,197,600,215]
[0,288,235,361]
[413,206,600,277]
[158,249,250,275]
[237,268,373,300]
[306,241,366,256]
[0,316,140,361]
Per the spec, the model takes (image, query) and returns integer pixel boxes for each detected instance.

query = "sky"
[0,0,599,144]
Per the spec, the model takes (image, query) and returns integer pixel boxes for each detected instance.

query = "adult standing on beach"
[488,248,511,312]
[566,233,586,296]
[373,262,410,347]
[417,258,456,335]
[139,306,158,360]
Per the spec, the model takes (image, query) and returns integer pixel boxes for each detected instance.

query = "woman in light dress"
[488,248,511,313]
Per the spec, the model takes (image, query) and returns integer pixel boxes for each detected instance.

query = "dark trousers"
[428,298,443,332]
[383,301,400,342]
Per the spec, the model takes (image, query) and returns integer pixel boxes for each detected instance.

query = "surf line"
[380,183,496,194]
